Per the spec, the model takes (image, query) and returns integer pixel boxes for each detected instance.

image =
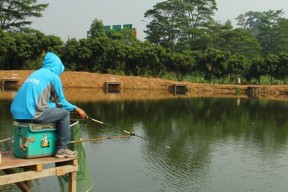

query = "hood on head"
[42,52,65,76]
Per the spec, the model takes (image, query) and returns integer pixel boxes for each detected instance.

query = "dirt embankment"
[1,70,288,101]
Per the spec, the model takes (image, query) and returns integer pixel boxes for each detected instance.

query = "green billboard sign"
[123,24,133,29]
[103,25,111,34]
[112,25,121,32]
[103,24,136,38]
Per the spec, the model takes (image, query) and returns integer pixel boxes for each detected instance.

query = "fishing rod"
[88,117,171,149]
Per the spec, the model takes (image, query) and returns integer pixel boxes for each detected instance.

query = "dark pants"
[35,108,70,150]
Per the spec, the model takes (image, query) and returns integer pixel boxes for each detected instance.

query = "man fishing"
[10,52,87,158]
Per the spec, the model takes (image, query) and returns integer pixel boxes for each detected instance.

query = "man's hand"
[75,107,88,119]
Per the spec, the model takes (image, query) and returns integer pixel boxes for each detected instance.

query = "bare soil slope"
[1,70,288,100]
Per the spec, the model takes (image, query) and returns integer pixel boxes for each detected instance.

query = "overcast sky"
[31,0,288,41]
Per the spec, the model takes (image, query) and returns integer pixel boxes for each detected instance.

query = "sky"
[31,0,288,41]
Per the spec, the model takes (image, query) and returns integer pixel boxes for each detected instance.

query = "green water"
[1,93,288,192]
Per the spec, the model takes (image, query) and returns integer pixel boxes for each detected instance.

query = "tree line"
[1,0,288,84]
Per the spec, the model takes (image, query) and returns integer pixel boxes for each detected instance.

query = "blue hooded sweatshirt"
[10,52,77,120]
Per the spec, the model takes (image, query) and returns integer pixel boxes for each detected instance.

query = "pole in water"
[88,117,171,149]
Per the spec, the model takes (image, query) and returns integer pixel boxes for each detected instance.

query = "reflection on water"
[1,89,288,192]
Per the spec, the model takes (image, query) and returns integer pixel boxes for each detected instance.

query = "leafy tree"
[5,32,33,69]
[227,54,248,81]
[42,35,63,54]
[270,18,288,53]
[106,28,134,42]
[236,11,264,37]
[144,0,181,49]
[144,0,217,51]
[236,10,288,55]
[0,30,16,69]
[124,41,147,76]
[104,40,126,74]
[76,38,93,71]
[214,28,261,59]
[147,44,166,77]
[0,0,48,30]
[119,28,137,43]
[263,54,279,83]
[177,0,217,50]
[276,52,288,80]
[256,10,285,54]
[170,51,195,81]
[0,29,64,70]
[208,20,232,48]
[89,37,111,73]
[88,19,106,39]
[62,38,80,70]
[197,48,229,82]
[20,29,49,69]
[246,57,265,83]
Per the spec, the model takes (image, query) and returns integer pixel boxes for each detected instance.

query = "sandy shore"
[1,70,288,101]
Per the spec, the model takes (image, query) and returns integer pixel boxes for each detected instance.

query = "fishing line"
[88,117,171,149]
[70,135,130,144]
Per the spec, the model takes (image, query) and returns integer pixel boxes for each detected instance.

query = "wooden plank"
[72,159,78,166]
[24,164,43,172]
[15,180,31,192]
[69,172,77,192]
[2,78,19,81]
[2,169,32,192]
[0,152,79,192]
[0,152,77,170]
[105,81,120,84]
[0,164,78,185]
[56,167,65,176]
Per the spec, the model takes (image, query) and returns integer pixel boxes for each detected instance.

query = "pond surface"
[1,89,288,192]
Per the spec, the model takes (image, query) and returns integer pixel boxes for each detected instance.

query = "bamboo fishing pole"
[88,117,171,149]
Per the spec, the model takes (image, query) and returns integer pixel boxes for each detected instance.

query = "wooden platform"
[247,86,260,97]
[1,74,19,90]
[105,80,121,93]
[171,84,189,95]
[0,151,78,192]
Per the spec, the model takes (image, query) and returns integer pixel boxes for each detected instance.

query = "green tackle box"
[13,121,57,158]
